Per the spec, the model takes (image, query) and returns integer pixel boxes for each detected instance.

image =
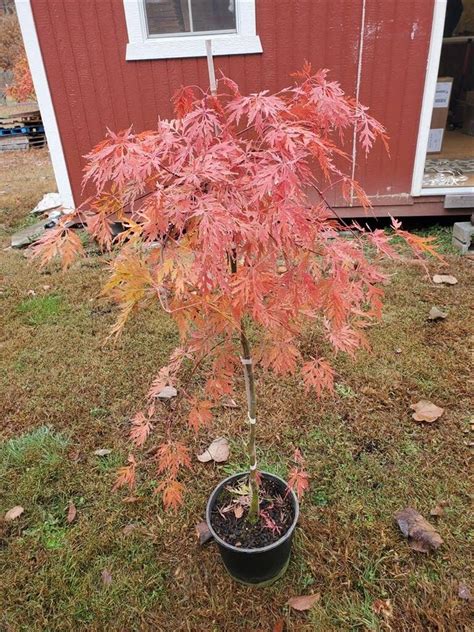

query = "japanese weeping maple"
[33,64,441,517]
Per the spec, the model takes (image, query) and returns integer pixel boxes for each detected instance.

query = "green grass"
[17,294,65,325]
[0,425,69,469]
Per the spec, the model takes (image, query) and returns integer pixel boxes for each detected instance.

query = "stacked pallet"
[0,103,45,151]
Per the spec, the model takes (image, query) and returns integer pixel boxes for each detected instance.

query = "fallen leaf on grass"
[428,306,448,321]
[430,500,448,517]
[432,274,458,285]
[122,496,141,503]
[66,501,77,524]
[221,395,238,409]
[372,598,393,619]
[286,593,320,611]
[122,524,136,536]
[410,400,444,423]
[101,569,113,586]
[156,385,177,400]
[273,619,285,632]
[197,437,229,463]
[93,448,112,456]
[195,521,213,545]
[68,449,81,462]
[394,507,443,552]
[4,506,24,521]
[458,583,472,602]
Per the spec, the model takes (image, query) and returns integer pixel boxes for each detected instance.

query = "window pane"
[190,0,236,33]
[145,0,236,36]
[145,0,191,36]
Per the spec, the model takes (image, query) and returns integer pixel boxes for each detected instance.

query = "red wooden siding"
[31,0,434,209]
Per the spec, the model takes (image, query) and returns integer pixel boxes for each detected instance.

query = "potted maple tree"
[34,64,440,585]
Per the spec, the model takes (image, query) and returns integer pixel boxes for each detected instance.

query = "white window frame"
[124,0,262,60]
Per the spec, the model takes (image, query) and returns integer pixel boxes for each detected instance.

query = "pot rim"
[205,470,299,554]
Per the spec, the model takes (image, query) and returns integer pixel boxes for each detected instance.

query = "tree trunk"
[240,321,259,523]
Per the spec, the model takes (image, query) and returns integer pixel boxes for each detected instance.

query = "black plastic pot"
[206,471,299,586]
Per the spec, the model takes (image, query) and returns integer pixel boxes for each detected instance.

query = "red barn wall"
[31,0,434,211]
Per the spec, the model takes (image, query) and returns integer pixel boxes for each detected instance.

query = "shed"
[15,0,474,216]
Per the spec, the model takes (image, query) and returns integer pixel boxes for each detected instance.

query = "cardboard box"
[427,77,453,153]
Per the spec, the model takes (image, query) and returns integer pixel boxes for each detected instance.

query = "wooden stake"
[205,39,217,96]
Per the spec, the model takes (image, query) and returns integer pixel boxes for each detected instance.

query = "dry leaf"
[66,501,77,524]
[122,496,141,503]
[93,448,112,456]
[286,593,320,611]
[372,598,393,619]
[430,501,448,517]
[234,504,244,519]
[410,400,444,423]
[101,569,113,586]
[394,507,443,552]
[68,449,81,462]
[273,619,285,632]
[221,395,238,409]
[156,385,177,399]
[122,524,136,536]
[4,506,24,521]
[432,274,458,285]
[458,583,472,602]
[197,437,229,463]
[195,521,213,545]
[428,306,448,321]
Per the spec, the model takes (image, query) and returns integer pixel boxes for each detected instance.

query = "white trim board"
[411,0,449,197]
[15,0,75,208]
[420,186,474,196]
[124,0,262,60]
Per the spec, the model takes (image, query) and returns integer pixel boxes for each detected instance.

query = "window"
[145,0,236,37]
[124,0,262,60]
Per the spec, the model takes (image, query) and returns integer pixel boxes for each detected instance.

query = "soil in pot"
[210,474,295,548]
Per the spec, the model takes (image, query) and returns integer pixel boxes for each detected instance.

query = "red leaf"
[301,358,334,397]
[287,448,310,500]
[273,619,285,632]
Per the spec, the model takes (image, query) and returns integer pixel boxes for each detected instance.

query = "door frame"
[411,0,474,197]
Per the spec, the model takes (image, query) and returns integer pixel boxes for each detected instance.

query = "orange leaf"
[157,478,185,511]
[113,454,137,491]
[188,399,213,432]
[129,411,153,448]
[156,441,191,477]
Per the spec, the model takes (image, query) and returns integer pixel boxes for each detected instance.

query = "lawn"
[0,150,472,631]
